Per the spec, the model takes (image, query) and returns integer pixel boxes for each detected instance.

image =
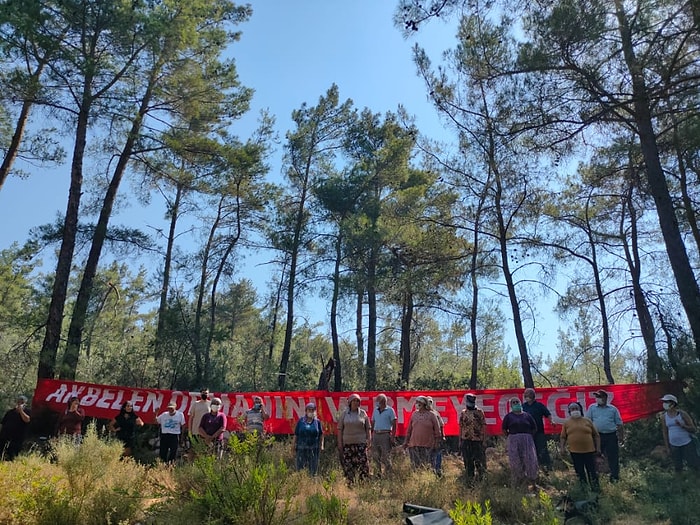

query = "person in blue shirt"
[371,393,397,478]
[293,402,324,475]
[586,389,624,482]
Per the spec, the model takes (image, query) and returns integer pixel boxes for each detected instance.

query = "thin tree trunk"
[0,63,46,192]
[399,291,414,387]
[330,233,343,391]
[620,184,663,381]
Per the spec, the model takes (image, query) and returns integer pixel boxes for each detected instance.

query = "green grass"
[1,427,699,524]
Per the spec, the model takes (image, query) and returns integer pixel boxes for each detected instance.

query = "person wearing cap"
[188,387,211,439]
[660,394,699,472]
[371,393,397,478]
[560,401,600,490]
[156,401,185,464]
[502,396,538,488]
[108,401,144,457]
[403,395,441,470]
[199,397,227,458]
[0,395,31,460]
[586,389,623,482]
[522,387,554,472]
[294,402,324,475]
[458,393,487,482]
[245,395,269,436]
[337,393,371,484]
[426,396,446,476]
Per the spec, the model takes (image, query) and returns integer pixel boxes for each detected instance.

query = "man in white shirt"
[156,401,185,464]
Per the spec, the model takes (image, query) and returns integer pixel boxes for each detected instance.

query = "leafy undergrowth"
[0,429,698,524]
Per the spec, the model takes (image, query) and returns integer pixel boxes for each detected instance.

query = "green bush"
[449,499,492,525]
[183,432,294,525]
[303,476,348,525]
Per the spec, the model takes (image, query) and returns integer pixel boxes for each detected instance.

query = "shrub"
[182,432,294,525]
[449,499,492,525]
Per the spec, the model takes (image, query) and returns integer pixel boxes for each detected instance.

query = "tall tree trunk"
[615,0,700,356]
[61,75,154,379]
[469,194,487,390]
[37,86,92,380]
[494,170,534,388]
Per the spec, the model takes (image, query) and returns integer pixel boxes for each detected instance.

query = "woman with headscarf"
[403,395,442,470]
[560,401,600,489]
[294,402,324,475]
[502,396,538,487]
[109,401,144,457]
[337,393,370,484]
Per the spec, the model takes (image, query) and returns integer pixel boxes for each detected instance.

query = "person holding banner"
[586,390,623,482]
[502,397,538,488]
[337,393,371,484]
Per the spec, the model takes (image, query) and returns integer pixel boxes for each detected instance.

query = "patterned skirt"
[507,433,538,482]
[342,443,369,482]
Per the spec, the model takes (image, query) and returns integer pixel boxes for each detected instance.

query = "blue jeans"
[296,447,320,475]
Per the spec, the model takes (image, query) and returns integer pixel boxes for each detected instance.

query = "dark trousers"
[0,438,23,460]
[570,451,599,489]
[533,432,552,470]
[296,447,320,475]
[670,442,700,472]
[460,440,486,479]
[159,433,179,463]
[599,432,619,481]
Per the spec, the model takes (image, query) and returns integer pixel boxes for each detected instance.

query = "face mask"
[662,402,672,411]
[201,394,208,400]
[569,410,581,418]
[596,398,605,406]
[466,401,476,409]
[211,405,220,413]
[511,404,522,413]
[306,410,314,417]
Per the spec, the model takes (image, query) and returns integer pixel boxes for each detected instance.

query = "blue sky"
[0,2,559,358]
[0,0,454,249]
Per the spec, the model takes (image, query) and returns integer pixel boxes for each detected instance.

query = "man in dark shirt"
[0,395,31,460]
[522,388,554,472]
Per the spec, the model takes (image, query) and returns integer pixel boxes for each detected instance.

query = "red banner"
[33,379,678,436]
